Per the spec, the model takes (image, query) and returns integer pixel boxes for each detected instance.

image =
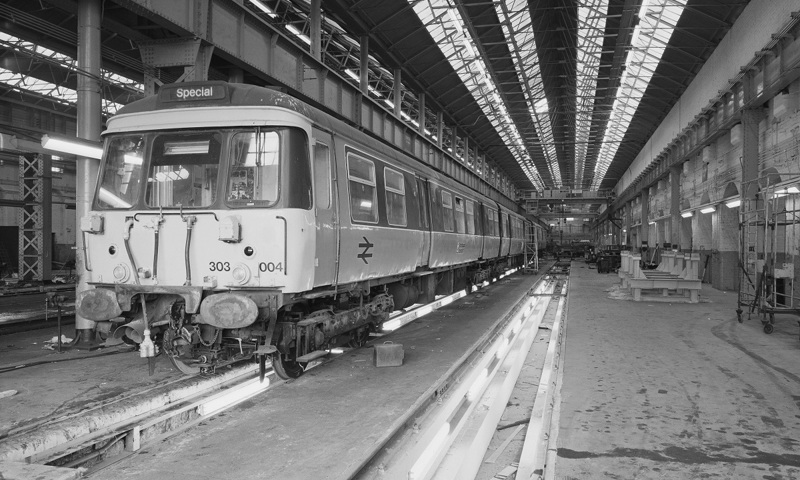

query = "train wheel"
[273,353,304,379]
[348,327,370,348]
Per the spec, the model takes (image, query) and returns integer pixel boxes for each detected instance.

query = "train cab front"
[77,113,316,376]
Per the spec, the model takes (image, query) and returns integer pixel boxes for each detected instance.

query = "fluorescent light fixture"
[249,0,277,18]
[725,199,741,208]
[566,217,574,221]
[681,211,693,218]
[163,140,209,155]
[345,69,359,82]
[700,206,715,214]
[41,135,102,159]
[773,186,799,198]
[648,221,655,225]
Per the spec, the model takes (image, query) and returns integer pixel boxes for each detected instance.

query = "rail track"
[351,264,568,480]
[1,264,567,479]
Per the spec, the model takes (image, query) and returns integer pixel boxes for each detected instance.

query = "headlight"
[231,263,251,285]
[112,264,130,283]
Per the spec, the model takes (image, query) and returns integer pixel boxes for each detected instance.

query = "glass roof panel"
[0,31,141,116]
[591,0,687,190]
[495,0,561,187]
[574,0,609,187]
[410,0,545,190]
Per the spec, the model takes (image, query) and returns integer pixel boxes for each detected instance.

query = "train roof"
[115,82,314,118]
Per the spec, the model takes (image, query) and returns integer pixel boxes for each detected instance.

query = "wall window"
[314,142,331,209]
[348,155,378,223]
[384,167,407,226]
[442,191,454,232]
[454,197,466,233]
[465,200,475,234]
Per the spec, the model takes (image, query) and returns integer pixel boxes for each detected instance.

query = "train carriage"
[77,81,531,379]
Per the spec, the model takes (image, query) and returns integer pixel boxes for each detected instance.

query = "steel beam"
[114,0,521,211]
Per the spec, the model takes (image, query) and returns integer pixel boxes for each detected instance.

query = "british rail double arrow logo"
[358,237,374,264]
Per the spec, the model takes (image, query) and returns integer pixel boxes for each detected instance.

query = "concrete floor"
[2,262,799,479]
[556,263,800,479]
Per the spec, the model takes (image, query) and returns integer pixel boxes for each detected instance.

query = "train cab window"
[97,134,145,209]
[226,131,280,206]
[347,155,378,223]
[454,197,466,233]
[146,131,221,208]
[314,142,331,209]
[466,200,476,234]
[384,167,407,226]
[441,191,454,232]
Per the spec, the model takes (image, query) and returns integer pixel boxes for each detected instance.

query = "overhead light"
[648,221,655,225]
[773,186,800,198]
[566,217,574,221]
[41,135,102,159]
[725,199,741,208]
[681,211,693,218]
[249,0,277,18]
[700,206,715,214]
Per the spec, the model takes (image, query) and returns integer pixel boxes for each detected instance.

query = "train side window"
[486,208,497,236]
[347,155,378,223]
[418,179,430,229]
[465,200,475,235]
[441,191,454,232]
[384,167,407,226]
[314,142,331,209]
[454,197,465,233]
[501,212,509,237]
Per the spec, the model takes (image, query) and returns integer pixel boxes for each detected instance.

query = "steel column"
[75,0,102,343]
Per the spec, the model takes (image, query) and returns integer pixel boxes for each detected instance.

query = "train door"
[312,129,339,287]
[416,176,431,266]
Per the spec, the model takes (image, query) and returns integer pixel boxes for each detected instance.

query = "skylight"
[410,0,545,190]
[574,0,609,187]
[494,0,562,187]
[590,0,687,190]
[0,32,142,116]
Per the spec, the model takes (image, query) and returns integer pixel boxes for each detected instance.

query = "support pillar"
[670,166,682,250]
[18,154,52,282]
[75,0,102,345]
[640,190,650,251]
[310,0,321,61]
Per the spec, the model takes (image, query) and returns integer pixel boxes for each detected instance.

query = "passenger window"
[454,197,465,233]
[347,155,378,223]
[465,200,475,235]
[314,142,331,209]
[488,208,498,236]
[442,191,454,232]
[385,168,407,226]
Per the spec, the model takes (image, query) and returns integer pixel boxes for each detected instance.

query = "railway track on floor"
[353,263,568,480]
[2,268,539,478]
